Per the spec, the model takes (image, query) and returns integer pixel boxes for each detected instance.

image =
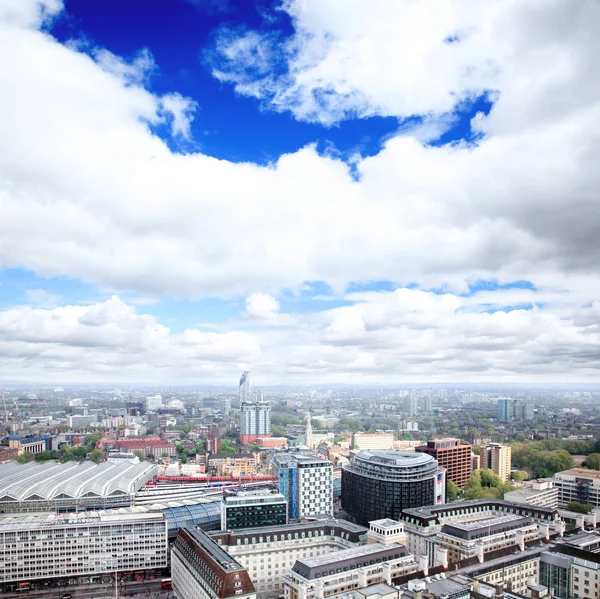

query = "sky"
[0,0,599,385]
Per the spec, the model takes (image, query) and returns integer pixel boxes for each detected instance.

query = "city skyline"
[0,0,599,384]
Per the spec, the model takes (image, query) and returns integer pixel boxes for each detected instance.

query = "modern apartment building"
[274,452,333,520]
[210,520,367,597]
[553,468,600,508]
[172,528,256,599]
[240,402,271,445]
[221,487,288,530]
[0,511,168,585]
[480,443,512,482]
[416,439,473,488]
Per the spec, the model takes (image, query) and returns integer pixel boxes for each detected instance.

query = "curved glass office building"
[342,450,445,525]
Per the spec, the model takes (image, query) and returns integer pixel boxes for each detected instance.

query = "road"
[3,581,171,599]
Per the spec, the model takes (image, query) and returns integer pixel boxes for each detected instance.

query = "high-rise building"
[342,451,445,526]
[404,395,417,416]
[304,411,313,449]
[497,398,513,421]
[480,443,512,482]
[221,487,287,530]
[146,394,163,412]
[238,371,251,408]
[274,452,333,520]
[240,401,271,444]
[416,438,473,488]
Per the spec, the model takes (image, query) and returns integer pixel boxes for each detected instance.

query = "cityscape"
[1,2,599,599]
[2,376,600,599]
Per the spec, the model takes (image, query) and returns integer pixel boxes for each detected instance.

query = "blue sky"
[0,0,598,383]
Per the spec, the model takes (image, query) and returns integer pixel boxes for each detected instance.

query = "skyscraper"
[240,401,271,444]
[239,371,251,407]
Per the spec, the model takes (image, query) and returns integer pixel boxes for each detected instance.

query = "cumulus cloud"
[0,0,599,381]
[0,297,259,382]
[1,290,599,383]
[245,293,280,319]
[210,0,600,128]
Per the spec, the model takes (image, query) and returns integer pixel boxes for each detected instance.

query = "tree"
[566,502,595,514]
[16,451,34,464]
[512,470,529,482]
[583,453,600,470]
[447,481,460,501]
[180,450,188,464]
[89,449,105,463]
[133,450,145,462]
[219,440,236,455]
[35,450,59,462]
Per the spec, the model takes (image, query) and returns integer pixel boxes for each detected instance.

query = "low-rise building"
[504,480,558,509]
[7,435,46,455]
[352,432,395,451]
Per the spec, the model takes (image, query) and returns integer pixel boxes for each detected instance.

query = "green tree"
[219,440,236,455]
[566,502,595,514]
[180,450,188,464]
[89,449,105,463]
[446,481,460,501]
[34,450,59,462]
[512,470,529,482]
[16,451,34,464]
[133,450,145,462]
[583,453,600,470]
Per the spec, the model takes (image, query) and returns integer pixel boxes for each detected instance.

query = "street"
[3,581,172,599]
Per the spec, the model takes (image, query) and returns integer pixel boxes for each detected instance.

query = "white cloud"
[211,0,600,128]
[1,290,599,383]
[245,293,280,319]
[0,0,599,380]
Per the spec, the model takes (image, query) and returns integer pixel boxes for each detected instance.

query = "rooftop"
[184,527,247,572]
[555,468,600,480]
[0,460,156,502]
[353,451,435,468]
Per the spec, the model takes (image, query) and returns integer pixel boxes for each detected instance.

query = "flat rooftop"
[555,468,600,480]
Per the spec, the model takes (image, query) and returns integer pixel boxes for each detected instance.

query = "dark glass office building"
[342,450,444,525]
[222,487,288,530]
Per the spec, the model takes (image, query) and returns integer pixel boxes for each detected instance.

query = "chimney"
[515,530,525,552]
[476,540,485,563]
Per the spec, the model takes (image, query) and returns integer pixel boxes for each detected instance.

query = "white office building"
[504,479,559,509]
[0,511,168,584]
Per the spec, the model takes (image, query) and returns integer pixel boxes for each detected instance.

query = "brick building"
[416,438,473,488]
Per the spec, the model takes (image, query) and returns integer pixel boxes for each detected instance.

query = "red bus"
[161,578,172,590]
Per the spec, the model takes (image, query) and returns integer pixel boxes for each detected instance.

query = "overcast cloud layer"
[0,0,599,383]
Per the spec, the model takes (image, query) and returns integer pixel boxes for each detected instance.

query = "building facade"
[274,452,333,520]
[504,479,559,509]
[210,520,367,598]
[239,372,251,408]
[553,468,600,508]
[342,451,445,526]
[0,511,168,585]
[352,432,395,451]
[240,402,271,445]
[283,543,418,599]
[416,439,473,489]
[221,487,288,530]
[480,444,512,482]
[172,528,256,599]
